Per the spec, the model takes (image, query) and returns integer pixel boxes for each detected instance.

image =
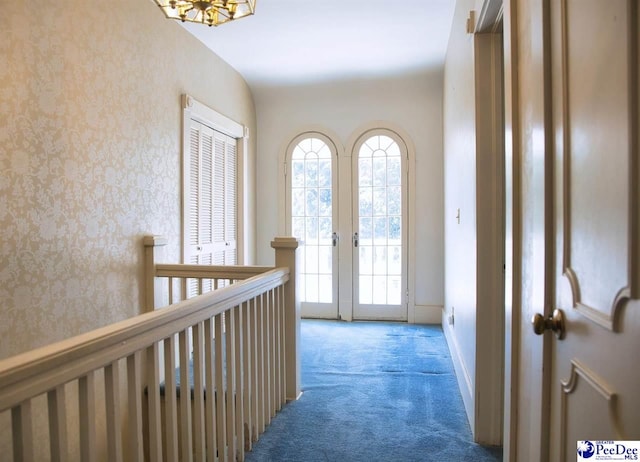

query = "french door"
[352,131,407,321]
[286,134,339,318]
[286,129,408,320]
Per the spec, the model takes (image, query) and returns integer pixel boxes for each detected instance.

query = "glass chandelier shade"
[153,0,256,27]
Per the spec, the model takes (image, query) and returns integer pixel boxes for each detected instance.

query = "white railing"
[0,236,300,462]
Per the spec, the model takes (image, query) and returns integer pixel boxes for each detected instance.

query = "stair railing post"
[270,237,301,401]
[143,235,168,313]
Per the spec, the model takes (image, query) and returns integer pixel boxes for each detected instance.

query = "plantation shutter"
[212,130,237,265]
[184,119,237,296]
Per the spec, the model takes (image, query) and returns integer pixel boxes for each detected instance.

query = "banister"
[0,268,289,412]
[1,235,300,461]
[154,264,275,280]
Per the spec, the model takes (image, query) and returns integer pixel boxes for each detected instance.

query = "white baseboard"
[442,316,475,435]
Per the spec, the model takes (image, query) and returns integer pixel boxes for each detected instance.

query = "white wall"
[443,0,479,428]
[443,0,504,445]
[252,70,445,319]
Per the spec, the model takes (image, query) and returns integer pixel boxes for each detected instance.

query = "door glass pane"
[290,137,333,304]
[358,135,403,305]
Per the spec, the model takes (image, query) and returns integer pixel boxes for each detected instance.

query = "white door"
[508,0,640,460]
[352,131,408,321]
[547,0,640,459]
[286,134,339,319]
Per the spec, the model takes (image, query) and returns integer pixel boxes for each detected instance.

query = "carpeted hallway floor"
[245,320,503,462]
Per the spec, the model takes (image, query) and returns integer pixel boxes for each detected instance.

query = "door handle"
[353,232,359,248]
[332,232,339,247]
[531,309,566,340]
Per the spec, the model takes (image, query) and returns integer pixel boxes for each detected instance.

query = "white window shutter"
[188,124,200,254]
[224,132,237,266]
[213,131,226,266]
[184,119,238,296]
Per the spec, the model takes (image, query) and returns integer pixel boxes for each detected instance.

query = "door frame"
[502,0,521,459]
[474,2,506,445]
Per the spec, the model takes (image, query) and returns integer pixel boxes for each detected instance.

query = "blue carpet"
[246,320,502,462]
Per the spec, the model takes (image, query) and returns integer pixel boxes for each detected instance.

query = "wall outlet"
[448,307,455,326]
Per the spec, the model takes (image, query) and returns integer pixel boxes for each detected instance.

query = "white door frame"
[474,1,506,445]
[502,0,523,459]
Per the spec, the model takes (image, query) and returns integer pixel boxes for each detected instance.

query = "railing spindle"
[12,401,34,462]
[279,284,287,406]
[249,298,260,442]
[269,289,277,418]
[192,322,206,461]
[234,305,246,459]
[104,362,122,462]
[146,343,163,462]
[242,300,254,448]
[127,352,144,462]
[225,308,237,461]
[164,336,179,462]
[204,317,217,462]
[178,329,193,462]
[214,313,227,460]
[256,293,266,434]
[265,291,273,425]
[274,287,282,410]
[79,372,96,462]
[48,385,68,462]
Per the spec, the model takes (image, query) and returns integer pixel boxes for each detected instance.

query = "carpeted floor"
[245,320,502,462]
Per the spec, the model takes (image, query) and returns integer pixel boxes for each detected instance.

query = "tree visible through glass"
[291,138,333,303]
[358,135,402,305]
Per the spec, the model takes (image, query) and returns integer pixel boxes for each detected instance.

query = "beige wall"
[252,70,446,319]
[0,0,256,360]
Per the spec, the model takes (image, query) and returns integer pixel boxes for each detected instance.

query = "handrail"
[0,267,289,412]
[154,263,276,280]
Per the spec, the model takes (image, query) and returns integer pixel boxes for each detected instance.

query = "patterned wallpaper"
[0,0,255,361]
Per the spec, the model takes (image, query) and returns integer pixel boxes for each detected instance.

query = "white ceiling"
[181,0,456,87]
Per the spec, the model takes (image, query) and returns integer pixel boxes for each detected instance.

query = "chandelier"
[153,1,256,27]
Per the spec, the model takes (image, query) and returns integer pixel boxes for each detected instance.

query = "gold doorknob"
[531,309,566,340]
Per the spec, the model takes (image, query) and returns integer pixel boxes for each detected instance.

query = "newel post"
[143,235,168,313]
[271,237,301,401]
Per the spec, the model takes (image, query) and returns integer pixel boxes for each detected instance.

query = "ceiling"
[181,0,456,88]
